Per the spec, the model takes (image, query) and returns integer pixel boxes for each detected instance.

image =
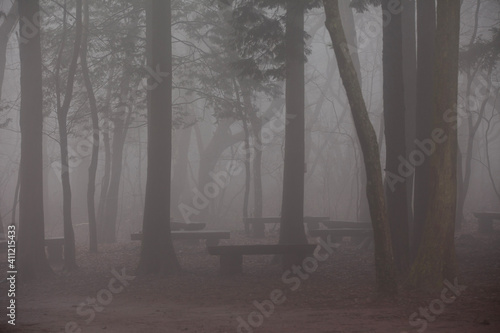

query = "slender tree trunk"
[250,119,263,218]
[456,0,482,229]
[171,118,193,220]
[11,172,19,226]
[409,0,460,291]
[137,0,180,275]
[17,0,52,280]
[56,0,82,271]
[81,0,98,252]
[243,89,263,218]
[338,1,370,223]
[242,120,251,218]
[324,0,397,295]
[402,0,417,238]
[97,66,114,239]
[279,1,307,253]
[381,0,410,273]
[195,118,243,220]
[0,1,18,99]
[0,207,4,238]
[413,0,435,261]
[102,97,131,243]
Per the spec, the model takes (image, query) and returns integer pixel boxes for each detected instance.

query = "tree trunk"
[279,1,307,254]
[381,0,410,273]
[402,0,417,240]
[338,0,370,223]
[56,0,83,271]
[97,66,114,239]
[81,0,98,253]
[243,89,263,218]
[101,94,131,243]
[456,0,482,229]
[137,0,180,275]
[323,0,397,295]
[0,1,18,99]
[412,0,435,261]
[100,11,139,243]
[17,0,52,280]
[171,117,193,220]
[409,0,460,291]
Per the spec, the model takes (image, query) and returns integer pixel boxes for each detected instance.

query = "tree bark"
[279,1,307,253]
[81,0,98,253]
[56,0,83,271]
[0,1,18,99]
[323,0,397,295]
[409,0,460,291]
[137,0,180,275]
[412,0,435,261]
[17,0,52,280]
[381,0,410,273]
[97,66,114,240]
[456,0,482,229]
[402,0,417,241]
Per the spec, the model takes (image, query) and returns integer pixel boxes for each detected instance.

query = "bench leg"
[478,218,493,233]
[220,254,242,275]
[47,244,63,263]
[252,222,265,238]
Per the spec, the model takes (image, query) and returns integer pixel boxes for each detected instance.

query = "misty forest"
[0,0,499,332]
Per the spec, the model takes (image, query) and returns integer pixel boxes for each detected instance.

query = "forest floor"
[1,220,499,333]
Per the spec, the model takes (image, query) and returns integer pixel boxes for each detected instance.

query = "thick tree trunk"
[17,0,52,280]
[413,0,435,261]
[409,0,460,291]
[324,0,397,295]
[137,0,180,275]
[279,1,307,252]
[81,0,98,253]
[381,0,410,273]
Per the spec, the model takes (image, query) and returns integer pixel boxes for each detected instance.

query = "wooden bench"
[473,212,500,233]
[171,221,206,231]
[0,237,64,263]
[243,217,329,238]
[207,244,318,274]
[308,228,373,249]
[131,230,230,246]
[320,221,372,229]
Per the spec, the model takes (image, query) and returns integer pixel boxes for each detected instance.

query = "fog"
[0,0,499,332]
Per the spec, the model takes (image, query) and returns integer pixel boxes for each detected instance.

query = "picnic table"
[131,230,230,246]
[243,216,329,238]
[207,243,317,274]
[0,237,65,263]
[473,211,500,233]
[308,221,373,250]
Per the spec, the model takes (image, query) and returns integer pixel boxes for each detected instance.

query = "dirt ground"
[1,220,499,333]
